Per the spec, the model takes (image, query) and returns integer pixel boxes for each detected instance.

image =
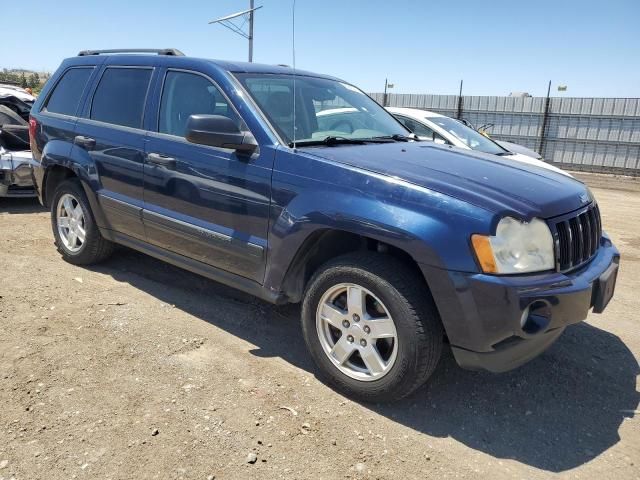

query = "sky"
[2,0,639,97]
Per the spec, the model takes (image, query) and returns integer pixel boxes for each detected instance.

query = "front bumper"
[0,149,38,197]
[421,235,620,372]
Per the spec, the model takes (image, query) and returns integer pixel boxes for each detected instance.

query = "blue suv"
[30,49,620,402]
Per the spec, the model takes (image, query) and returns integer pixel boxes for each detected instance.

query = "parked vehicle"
[0,91,33,123]
[30,50,620,402]
[0,84,36,105]
[460,118,543,160]
[0,101,38,197]
[493,139,542,159]
[387,107,568,176]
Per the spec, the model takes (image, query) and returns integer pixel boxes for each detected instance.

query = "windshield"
[428,116,508,155]
[234,73,409,145]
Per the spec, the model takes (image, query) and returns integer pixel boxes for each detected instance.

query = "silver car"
[0,104,38,197]
[0,146,37,197]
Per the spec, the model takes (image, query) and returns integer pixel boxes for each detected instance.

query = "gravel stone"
[246,452,258,464]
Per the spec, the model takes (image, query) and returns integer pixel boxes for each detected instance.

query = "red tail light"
[29,117,38,141]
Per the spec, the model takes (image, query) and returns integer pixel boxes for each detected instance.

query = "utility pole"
[248,0,254,62]
[209,2,262,63]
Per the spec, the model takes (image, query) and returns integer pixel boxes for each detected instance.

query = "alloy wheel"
[315,283,398,381]
[56,193,86,253]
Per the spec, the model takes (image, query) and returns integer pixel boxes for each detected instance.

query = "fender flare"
[40,141,108,228]
[263,192,451,295]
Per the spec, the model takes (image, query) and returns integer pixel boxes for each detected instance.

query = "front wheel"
[301,253,443,402]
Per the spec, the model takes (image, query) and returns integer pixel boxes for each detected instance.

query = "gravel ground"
[0,184,638,480]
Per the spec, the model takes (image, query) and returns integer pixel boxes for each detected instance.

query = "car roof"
[207,58,339,79]
[386,107,444,119]
[64,54,342,81]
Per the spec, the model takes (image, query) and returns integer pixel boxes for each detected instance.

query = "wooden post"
[456,79,463,119]
[537,80,552,155]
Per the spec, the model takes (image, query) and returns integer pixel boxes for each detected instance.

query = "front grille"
[552,203,602,272]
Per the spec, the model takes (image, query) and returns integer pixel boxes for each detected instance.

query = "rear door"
[74,58,157,240]
[142,68,272,282]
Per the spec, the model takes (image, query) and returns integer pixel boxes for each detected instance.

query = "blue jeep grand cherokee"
[29,49,620,402]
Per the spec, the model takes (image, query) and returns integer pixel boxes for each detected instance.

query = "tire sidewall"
[302,264,426,400]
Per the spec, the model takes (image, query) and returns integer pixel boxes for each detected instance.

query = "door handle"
[74,135,96,150]
[146,152,176,170]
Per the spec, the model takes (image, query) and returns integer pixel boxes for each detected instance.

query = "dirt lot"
[1,184,639,480]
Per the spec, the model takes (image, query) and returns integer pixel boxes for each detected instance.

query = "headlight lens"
[472,217,555,274]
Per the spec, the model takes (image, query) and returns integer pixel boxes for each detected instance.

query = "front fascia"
[420,234,619,355]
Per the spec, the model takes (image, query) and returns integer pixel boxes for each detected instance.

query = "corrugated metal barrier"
[369,93,640,175]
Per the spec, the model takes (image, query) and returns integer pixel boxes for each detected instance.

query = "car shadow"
[0,197,46,214]
[89,247,639,473]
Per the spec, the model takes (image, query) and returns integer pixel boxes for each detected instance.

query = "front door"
[143,69,272,283]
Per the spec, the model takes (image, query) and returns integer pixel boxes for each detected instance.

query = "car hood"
[0,88,35,103]
[496,140,543,159]
[505,152,572,178]
[303,142,591,219]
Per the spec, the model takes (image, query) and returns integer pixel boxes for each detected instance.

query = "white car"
[0,85,36,104]
[387,107,569,176]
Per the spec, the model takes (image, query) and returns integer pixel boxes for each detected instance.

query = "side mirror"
[185,114,257,154]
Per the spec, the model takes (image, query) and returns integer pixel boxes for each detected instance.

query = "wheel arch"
[42,164,75,208]
[42,162,107,229]
[274,227,432,304]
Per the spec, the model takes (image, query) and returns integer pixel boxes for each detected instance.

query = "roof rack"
[77,48,185,57]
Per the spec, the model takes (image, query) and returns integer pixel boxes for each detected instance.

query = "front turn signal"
[471,234,498,274]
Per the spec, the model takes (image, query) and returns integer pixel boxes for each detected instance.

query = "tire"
[50,178,114,265]
[301,252,443,402]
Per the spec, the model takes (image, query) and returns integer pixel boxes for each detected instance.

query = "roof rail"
[77,48,185,57]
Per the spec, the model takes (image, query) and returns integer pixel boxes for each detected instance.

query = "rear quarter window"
[90,68,152,129]
[43,67,94,116]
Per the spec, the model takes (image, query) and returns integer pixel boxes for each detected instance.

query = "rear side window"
[90,68,152,128]
[44,67,93,116]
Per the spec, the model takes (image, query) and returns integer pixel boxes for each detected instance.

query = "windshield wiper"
[290,136,394,147]
[370,133,417,142]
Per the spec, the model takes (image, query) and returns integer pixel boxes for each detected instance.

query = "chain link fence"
[369,93,640,176]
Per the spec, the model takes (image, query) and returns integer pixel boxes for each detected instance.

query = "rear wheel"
[301,253,443,402]
[51,178,114,265]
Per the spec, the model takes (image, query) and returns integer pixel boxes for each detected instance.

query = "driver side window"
[158,71,242,137]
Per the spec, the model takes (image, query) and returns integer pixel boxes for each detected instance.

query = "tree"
[20,72,27,88]
[28,73,40,89]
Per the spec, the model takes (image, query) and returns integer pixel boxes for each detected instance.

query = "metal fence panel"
[371,93,640,175]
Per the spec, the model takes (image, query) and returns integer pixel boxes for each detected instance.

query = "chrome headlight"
[472,217,555,274]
